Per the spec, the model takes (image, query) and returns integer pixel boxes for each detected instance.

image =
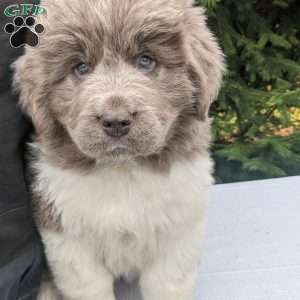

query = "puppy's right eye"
[74,63,90,78]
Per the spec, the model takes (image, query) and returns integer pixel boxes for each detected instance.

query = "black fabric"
[0,1,43,299]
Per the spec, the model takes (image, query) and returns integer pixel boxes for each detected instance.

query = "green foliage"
[196,0,300,183]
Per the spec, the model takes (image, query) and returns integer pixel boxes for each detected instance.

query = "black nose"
[102,116,132,137]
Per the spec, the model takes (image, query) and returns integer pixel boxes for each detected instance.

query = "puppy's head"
[14,0,224,167]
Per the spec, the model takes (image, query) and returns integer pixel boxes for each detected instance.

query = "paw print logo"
[4,16,44,48]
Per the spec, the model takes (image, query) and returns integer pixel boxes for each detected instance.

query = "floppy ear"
[12,49,54,135]
[185,7,225,121]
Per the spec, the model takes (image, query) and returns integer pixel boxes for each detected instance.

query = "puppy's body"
[35,150,212,299]
[14,0,224,299]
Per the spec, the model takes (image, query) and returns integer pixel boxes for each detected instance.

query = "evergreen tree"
[197,0,300,183]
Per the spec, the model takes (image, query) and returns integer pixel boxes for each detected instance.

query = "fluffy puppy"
[13,0,224,299]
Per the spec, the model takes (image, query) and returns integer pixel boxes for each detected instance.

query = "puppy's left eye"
[135,53,156,72]
[74,63,90,78]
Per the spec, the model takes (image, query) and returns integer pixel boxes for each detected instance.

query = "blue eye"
[74,63,90,78]
[135,53,156,72]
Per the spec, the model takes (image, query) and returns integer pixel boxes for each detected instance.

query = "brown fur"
[13,0,224,230]
[31,191,62,232]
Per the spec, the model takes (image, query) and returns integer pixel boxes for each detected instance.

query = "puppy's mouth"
[106,145,131,156]
[96,139,136,161]
[96,144,137,164]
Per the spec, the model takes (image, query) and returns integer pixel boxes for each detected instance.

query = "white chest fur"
[34,156,213,278]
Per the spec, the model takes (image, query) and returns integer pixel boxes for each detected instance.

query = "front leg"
[140,223,205,300]
[41,230,115,300]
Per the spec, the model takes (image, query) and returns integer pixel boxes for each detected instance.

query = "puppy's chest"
[36,159,212,275]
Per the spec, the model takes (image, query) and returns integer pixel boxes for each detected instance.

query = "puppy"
[13,0,224,299]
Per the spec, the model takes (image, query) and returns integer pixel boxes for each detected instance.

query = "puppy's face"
[14,0,224,165]
[50,0,192,161]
